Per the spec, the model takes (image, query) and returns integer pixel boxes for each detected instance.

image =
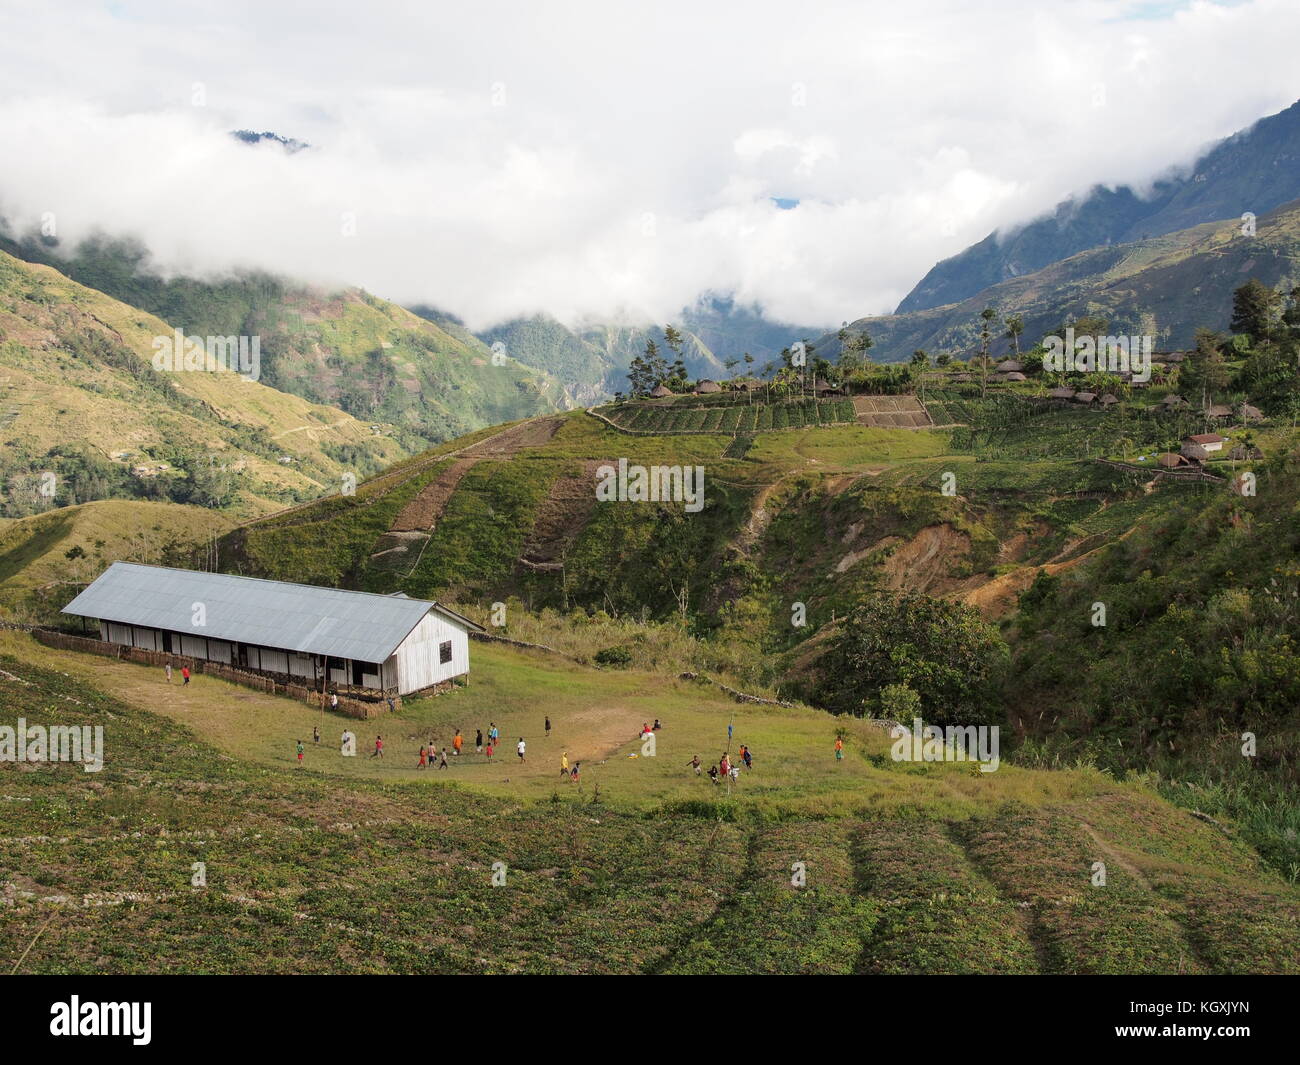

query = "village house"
[1184,432,1226,454]
[61,562,484,697]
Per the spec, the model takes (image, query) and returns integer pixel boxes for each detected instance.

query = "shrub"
[594,645,634,667]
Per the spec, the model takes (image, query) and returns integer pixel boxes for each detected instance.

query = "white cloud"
[0,0,1297,329]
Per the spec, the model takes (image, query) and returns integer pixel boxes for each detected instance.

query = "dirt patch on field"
[881,524,971,593]
[462,416,563,456]
[389,457,480,533]
[960,528,1128,618]
[520,460,610,569]
[833,535,902,575]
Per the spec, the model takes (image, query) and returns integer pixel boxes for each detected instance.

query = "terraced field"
[2,635,1294,975]
[599,397,855,434]
[852,394,933,428]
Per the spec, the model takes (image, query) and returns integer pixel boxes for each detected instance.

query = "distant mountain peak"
[230,129,311,153]
[897,97,1300,314]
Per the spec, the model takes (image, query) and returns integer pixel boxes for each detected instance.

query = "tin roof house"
[62,563,484,696]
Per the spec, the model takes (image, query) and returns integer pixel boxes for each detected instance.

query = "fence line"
[28,629,395,719]
[1093,458,1226,484]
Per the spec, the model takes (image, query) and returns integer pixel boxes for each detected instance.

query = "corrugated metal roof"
[62,563,477,663]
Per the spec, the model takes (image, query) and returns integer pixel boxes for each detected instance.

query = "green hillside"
[0,499,232,622]
[828,198,1300,363]
[205,379,1300,881]
[0,235,569,448]
[2,629,1295,974]
[0,249,407,517]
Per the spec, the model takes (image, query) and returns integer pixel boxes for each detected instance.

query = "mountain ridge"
[899,97,1300,314]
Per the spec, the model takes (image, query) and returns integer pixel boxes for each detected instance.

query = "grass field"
[2,630,1297,974]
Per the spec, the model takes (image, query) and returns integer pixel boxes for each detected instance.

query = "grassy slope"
[220,402,1191,662]
[0,235,569,448]
[2,630,1295,975]
[0,499,231,622]
[0,249,407,513]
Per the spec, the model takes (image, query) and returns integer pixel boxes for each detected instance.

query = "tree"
[838,326,873,365]
[978,307,999,398]
[1230,279,1281,345]
[1004,313,1024,356]
[626,353,649,397]
[1182,328,1230,403]
[879,682,922,722]
[812,592,1007,725]
[1283,285,1300,339]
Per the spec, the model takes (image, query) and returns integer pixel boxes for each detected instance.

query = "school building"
[62,562,484,696]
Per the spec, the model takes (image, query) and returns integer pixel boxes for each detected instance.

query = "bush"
[811,592,1008,725]
[594,645,634,667]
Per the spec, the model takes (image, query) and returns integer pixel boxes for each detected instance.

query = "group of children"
[291,717,544,770]
[557,750,582,783]
[415,721,527,767]
[687,741,753,785]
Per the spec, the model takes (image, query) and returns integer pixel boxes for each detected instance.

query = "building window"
[439,640,453,665]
